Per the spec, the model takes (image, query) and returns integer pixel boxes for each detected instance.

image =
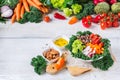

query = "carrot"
[56,57,65,70]
[68,16,79,25]
[23,0,30,12]
[16,3,22,21]
[11,13,16,24]
[19,0,23,3]
[32,0,43,6]
[20,5,25,18]
[27,0,41,10]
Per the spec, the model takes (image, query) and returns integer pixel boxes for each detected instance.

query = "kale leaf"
[19,6,43,24]
[0,0,18,9]
[31,55,47,75]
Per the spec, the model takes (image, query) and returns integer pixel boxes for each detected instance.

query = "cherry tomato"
[100,22,107,30]
[106,20,112,28]
[82,18,91,28]
[112,21,119,27]
[113,15,119,21]
[118,12,120,18]
[101,13,107,18]
[92,15,101,23]
[86,15,92,21]
[43,16,51,23]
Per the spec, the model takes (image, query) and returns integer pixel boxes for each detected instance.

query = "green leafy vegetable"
[0,16,6,23]
[71,4,82,14]
[0,0,18,9]
[72,40,85,54]
[63,8,72,17]
[31,55,47,75]
[76,1,95,20]
[19,6,43,24]
[40,0,52,7]
[92,53,114,71]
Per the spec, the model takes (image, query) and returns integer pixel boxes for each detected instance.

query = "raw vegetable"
[0,0,19,9]
[68,16,78,25]
[76,1,95,20]
[54,12,66,20]
[0,16,6,23]
[1,6,13,18]
[93,0,105,5]
[94,2,110,14]
[82,17,92,28]
[23,0,30,12]
[11,13,16,23]
[19,6,43,24]
[50,0,65,9]
[31,55,47,75]
[111,2,120,13]
[16,3,22,21]
[92,52,114,70]
[72,40,85,54]
[43,15,51,23]
[63,8,72,17]
[65,31,111,61]
[109,0,117,4]
[71,4,82,14]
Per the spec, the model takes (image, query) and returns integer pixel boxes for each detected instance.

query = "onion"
[0,6,13,18]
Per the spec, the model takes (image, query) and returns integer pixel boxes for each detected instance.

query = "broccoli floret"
[63,8,72,17]
[71,4,82,14]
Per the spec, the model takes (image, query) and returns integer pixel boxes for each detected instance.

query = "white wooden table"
[0,18,120,80]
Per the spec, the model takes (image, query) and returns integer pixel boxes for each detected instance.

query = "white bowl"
[42,47,62,63]
[52,35,69,50]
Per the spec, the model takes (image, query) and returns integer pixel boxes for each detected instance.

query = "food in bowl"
[65,31,111,62]
[43,48,60,61]
[53,36,69,49]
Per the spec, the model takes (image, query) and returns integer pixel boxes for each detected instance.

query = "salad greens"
[72,40,85,54]
[92,53,114,71]
[31,55,47,75]
[19,6,43,24]
[0,0,18,9]
[76,1,95,20]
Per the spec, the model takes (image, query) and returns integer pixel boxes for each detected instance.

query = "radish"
[109,0,117,4]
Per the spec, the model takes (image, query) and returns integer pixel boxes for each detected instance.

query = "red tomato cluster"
[82,12,120,30]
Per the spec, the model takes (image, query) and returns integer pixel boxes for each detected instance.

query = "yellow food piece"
[54,38,68,47]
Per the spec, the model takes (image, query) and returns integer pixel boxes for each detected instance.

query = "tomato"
[86,15,92,21]
[90,33,95,39]
[101,13,107,18]
[100,22,107,30]
[82,19,91,28]
[82,17,87,23]
[112,21,119,27]
[43,16,51,22]
[118,12,120,18]
[94,37,101,44]
[113,15,119,21]
[106,20,112,28]
[92,15,101,23]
